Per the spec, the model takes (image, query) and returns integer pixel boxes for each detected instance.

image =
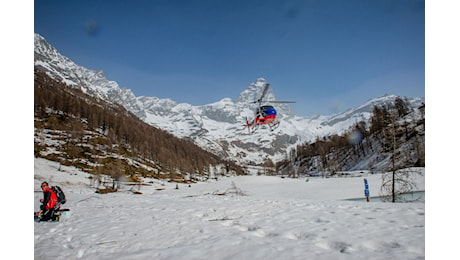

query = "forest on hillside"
[34,69,245,180]
[276,97,425,177]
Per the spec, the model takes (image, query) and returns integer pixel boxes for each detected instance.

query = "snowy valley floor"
[34,158,424,259]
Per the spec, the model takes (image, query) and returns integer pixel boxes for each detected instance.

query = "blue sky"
[34,0,424,116]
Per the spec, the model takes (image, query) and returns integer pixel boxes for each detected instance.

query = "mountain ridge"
[34,33,424,165]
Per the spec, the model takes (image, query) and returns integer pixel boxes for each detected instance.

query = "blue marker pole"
[364,178,370,202]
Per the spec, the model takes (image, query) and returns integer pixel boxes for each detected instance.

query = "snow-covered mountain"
[34,33,424,165]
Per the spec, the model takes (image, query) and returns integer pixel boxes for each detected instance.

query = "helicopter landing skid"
[250,123,259,133]
[269,121,280,131]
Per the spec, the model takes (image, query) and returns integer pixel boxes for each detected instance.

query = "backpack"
[51,186,66,205]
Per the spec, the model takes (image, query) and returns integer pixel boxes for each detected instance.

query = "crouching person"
[36,182,58,221]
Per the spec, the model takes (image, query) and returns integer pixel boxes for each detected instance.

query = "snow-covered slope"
[34,34,140,111]
[34,157,425,259]
[34,33,424,165]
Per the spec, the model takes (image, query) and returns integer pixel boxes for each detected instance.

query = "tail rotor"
[242,117,251,134]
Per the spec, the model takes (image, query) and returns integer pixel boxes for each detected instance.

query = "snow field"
[34,158,424,259]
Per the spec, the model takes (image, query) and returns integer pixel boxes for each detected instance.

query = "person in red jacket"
[36,182,58,221]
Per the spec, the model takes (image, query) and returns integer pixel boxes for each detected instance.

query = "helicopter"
[243,83,295,133]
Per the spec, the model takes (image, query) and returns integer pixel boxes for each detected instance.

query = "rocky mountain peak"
[34,33,423,165]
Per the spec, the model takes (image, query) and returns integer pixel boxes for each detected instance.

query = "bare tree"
[379,105,423,202]
[380,168,424,202]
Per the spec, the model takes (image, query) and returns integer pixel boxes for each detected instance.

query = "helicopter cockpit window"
[260,106,276,116]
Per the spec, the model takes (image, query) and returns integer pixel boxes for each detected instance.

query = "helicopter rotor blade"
[250,83,296,104]
[262,100,296,103]
[250,100,296,104]
[257,83,270,103]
